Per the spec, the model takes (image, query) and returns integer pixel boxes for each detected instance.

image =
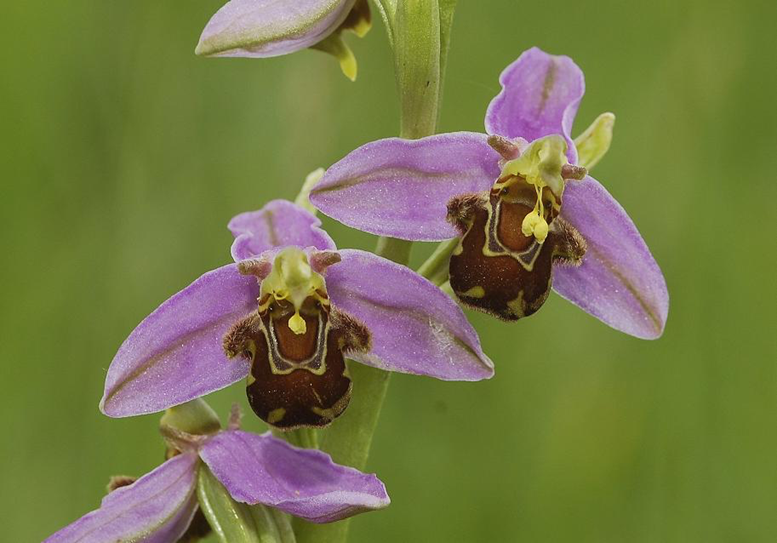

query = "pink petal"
[485,47,584,163]
[554,176,669,339]
[200,431,389,523]
[45,453,199,543]
[196,0,355,58]
[324,250,494,380]
[229,199,336,262]
[310,132,500,241]
[101,265,258,417]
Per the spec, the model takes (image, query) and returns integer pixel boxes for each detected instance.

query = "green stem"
[416,237,458,283]
[374,236,412,264]
[394,0,441,139]
[292,249,399,543]
[294,2,451,542]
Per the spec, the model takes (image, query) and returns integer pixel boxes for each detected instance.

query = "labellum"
[223,248,370,430]
[447,136,587,320]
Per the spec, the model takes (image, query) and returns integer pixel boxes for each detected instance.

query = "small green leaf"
[574,112,616,170]
[197,465,296,543]
[294,168,325,217]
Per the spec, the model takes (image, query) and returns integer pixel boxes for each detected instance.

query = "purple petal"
[325,250,494,380]
[196,0,354,58]
[229,199,336,262]
[554,176,669,339]
[310,132,500,241]
[45,453,199,543]
[101,265,258,417]
[200,431,390,523]
[485,47,584,163]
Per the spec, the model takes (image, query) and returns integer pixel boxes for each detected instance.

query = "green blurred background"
[2,0,776,541]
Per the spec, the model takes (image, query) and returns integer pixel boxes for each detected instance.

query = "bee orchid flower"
[45,408,390,542]
[309,47,669,339]
[196,0,372,80]
[100,200,492,429]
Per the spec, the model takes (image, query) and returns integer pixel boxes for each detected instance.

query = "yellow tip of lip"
[289,312,307,335]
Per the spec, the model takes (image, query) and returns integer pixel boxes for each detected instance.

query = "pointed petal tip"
[632,284,669,341]
[98,394,114,418]
[643,321,667,340]
[598,293,668,340]
[480,355,496,379]
[555,270,668,341]
[554,176,669,341]
[194,31,232,58]
[344,62,357,81]
[635,285,668,341]
[339,52,357,81]
[98,391,205,419]
[194,40,208,57]
[99,382,132,419]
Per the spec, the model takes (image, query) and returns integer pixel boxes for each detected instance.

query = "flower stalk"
[296,2,453,542]
[395,0,441,139]
[416,237,459,285]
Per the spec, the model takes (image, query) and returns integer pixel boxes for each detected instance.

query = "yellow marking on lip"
[267,408,286,424]
[506,292,526,318]
[311,406,338,419]
[460,286,485,299]
[311,388,323,406]
[288,312,307,335]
